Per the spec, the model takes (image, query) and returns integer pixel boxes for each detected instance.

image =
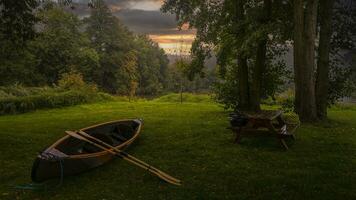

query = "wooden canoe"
[31,119,143,182]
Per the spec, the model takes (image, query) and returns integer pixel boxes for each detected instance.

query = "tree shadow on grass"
[306,118,349,128]
[230,137,296,152]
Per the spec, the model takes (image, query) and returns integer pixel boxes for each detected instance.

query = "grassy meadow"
[0,94,355,200]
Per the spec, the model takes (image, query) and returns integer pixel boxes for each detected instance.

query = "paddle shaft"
[77,130,181,184]
[65,131,181,186]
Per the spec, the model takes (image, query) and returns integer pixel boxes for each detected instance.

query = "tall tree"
[85,0,133,93]
[31,4,99,85]
[293,0,355,122]
[0,0,38,44]
[0,0,39,85]
[250,0,272,111]
[315,0,335,120]
[134,35,169,96]
[163,0,291,111]
[116,51,139,99]
[235,0,250,111]
[293,0,319,122]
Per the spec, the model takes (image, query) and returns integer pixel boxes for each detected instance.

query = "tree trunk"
[237,56,250,111]
[250,0,272,112]
[293,0,318,122]
[316,0,335,120]
[236,0,251,111]
[293,0,304,114]
[250,41,266,111]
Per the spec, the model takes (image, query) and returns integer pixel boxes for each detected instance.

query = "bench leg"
[291,134,296,140]
[280,139,289,150]
[233,128,242,144]
[235,133,242,143]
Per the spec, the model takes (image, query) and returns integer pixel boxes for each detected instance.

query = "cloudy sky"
[72,0,195,55]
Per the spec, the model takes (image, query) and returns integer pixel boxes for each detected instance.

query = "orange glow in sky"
[149,33,195,55]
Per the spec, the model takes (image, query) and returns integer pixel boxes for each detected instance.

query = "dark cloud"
[114,9,190,35]
[73,0,163,10]
[69,1,194,35]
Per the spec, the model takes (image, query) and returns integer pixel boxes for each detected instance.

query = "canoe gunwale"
[42,119,142,159]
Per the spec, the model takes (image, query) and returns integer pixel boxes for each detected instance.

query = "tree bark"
[293,0,319,122]
[316,0,335,120]
[250,0,272,112]
[236,0,251,111]
[293,0,304,114]
[237,56,250,111]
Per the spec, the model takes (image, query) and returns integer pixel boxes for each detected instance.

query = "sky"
[72,0,195,55]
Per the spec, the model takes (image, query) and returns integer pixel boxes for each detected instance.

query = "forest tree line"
[0,0,213,96]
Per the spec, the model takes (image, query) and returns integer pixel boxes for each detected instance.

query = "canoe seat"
[83,133,114,153]
[111,124,134,142]
[111,134,127,142]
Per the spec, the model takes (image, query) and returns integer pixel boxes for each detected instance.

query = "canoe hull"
[31,119,142,182]
[32,152,114,182]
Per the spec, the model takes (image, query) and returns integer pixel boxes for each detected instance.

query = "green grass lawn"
[0,99,355,200]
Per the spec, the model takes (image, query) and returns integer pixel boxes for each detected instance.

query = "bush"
[58,70,98,92]
[0,90,114,115]
[0,84,58,98]
[275,89,295,112]
[0,76,114,115]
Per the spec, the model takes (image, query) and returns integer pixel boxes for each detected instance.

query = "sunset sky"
[72,0,196,55]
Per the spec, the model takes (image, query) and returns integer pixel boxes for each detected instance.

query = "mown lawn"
[0,100,355,200]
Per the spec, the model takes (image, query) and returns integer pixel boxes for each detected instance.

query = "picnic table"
[229,110,299,150]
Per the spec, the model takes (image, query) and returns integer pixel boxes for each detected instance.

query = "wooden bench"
[229,110,299,150]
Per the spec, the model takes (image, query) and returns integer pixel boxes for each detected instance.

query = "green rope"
[13,153,64,191]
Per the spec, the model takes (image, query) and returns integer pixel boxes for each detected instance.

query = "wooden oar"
[65,131,181,186]
[77,130,181,184]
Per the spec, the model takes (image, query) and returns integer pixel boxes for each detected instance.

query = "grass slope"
[0,100,355,200]
[152,93,213,103]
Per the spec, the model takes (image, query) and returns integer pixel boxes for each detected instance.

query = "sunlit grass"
[0,100,355,199]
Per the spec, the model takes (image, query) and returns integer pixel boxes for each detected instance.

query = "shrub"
[0,90,114,115]
[0,85,60,98]
[58,70,97,92]
[276,89,295,112]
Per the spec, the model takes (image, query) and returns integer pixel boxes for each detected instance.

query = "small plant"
[58,70,98,92]
[58,70,86,90]
[276,89,295,112]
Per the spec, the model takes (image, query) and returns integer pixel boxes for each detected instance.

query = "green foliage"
[0,80,113,115]
[0,1,170,97]
[280,96,295,113]
[327,1,356,104]
[0,84,55,98]
[84,2,169,95]
[116,51,139,97]
[58,71,86,90]
[134,35,169,95]
[212,67,240,110]
[0,31,39,85]
[0,89,113,115]
[85,0,133,93]
[260,89,295,112]
[162,0,292,110]
[58,70,98,92]
[213,47,291,111]
[30,5,100,85]
[0,0,38,44]
[166,60,216,94]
